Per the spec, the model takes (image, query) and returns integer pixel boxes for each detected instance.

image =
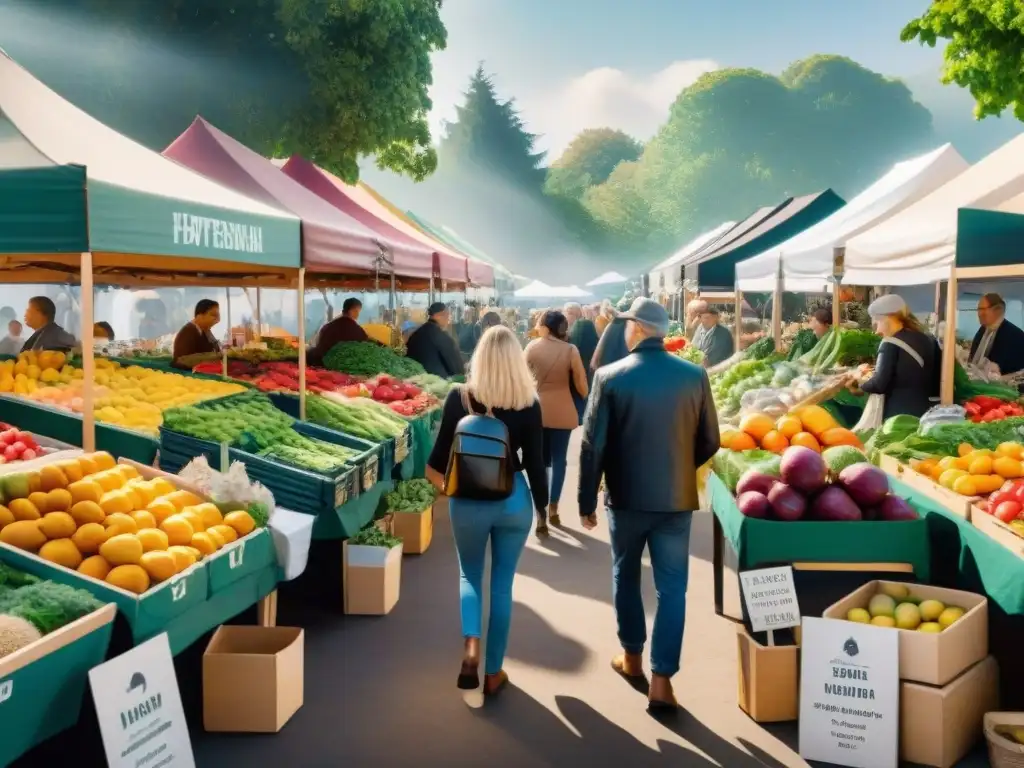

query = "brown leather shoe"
[483,670,509,697]
[611,653,644,678]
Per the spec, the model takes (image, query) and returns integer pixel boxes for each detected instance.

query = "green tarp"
[0,51,300,266]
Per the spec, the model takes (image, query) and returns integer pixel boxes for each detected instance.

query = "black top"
[591,318,629,370]
[860,328,939,420]
[406,320,466,378]
[969,319,1024,376]
[428,386,549,512]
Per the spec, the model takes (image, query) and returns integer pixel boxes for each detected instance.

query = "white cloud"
[529,59,719,158]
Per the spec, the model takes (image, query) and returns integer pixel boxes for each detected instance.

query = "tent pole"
[255,287,262,340]
[941,266,958,405]
[734,285,743,350]
[80,252,95,453]
[298,268,307,420]
[772,261,783,353]
[222,288,231,377]
[933,281,942,334]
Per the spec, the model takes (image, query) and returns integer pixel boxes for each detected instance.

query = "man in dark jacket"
[590,315,629,370]
[406,302,465,378]
[307,297,372,366]
[578,297,720,712]
[458,310,502,357]
[970,293,1024,375]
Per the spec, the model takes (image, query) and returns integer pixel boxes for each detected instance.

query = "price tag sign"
[739,566,801,633]
[362,456,379,491]
[90,633,195,768]
[334,478,349,508]
[395,432,410,463]
[799,617,899,768]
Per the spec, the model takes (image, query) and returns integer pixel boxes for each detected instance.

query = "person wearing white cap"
[848,294,939,421]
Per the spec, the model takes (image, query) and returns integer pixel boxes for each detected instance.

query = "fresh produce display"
[799,328,880,373]
[841,583,965,632]
[348,525,402,549]
[711,358,777,415]
[385,479,438,513]
[162,392,357,474]
[952,359,1022,403]
[975,478,1024,537]
[720,405,862,454]
[963,395,1023,423]
[0,451,263,594]
[20,356,245,435]
[0,563,105,657]
[908,442,1024,497]
[742,336,776,361]
[0,424,52,464]
[306,393,408,442]
[406,373,454,400]
[0,350,73,395]
[787,328,818,361]
[323,341,425,379]
[231,361,358,394]
[730,445,918,522]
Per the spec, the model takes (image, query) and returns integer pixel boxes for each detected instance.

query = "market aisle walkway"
[191,430,809,767]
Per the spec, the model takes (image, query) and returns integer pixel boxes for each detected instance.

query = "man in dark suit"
[405,302,465,378]
[577,297,720,712]
[970,293,1024,376]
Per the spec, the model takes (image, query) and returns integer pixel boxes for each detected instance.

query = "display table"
[706,472,931,615]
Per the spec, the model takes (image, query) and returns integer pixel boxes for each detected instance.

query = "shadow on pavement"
[505,600,591,673]
[476,687,787,766]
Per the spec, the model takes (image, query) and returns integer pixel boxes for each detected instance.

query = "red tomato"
[1011,485,1024,505]
[990,491,1012,508]
[994,501,1022,523]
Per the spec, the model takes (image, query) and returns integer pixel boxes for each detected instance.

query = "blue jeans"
[543,428,572,505]
[607,509,693,677]
[449,473,533,675]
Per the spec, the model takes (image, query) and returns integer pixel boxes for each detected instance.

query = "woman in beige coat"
[524,310,589,531]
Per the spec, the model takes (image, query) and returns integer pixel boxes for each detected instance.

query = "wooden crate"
[879,455,978,520]
[971,504,1024,559]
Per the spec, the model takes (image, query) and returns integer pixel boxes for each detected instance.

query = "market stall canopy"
[844,133,1024,286]
[402,210,496,287]
[689,190,846,291]
[164,117,387,275]
[436,223,513,285]
[586,271,628,287]
[352,182,495,286]
[275,155,455,282]
[680,205,785,272]
[647,221,738,293]
[0,49,300,279]
[957,189,1024,274]
[736,144,969,292]
[513,280,592,299]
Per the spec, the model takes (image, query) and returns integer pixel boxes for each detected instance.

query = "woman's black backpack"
[443,388,514,500]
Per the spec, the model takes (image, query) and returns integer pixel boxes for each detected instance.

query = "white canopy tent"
[585,270,627,287]
[844,132,1024,286]
[736,144,969,292]
[647,221,737,294]
[513,280,592,300]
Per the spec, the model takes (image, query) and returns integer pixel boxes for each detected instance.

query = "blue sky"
[432,0,942,156]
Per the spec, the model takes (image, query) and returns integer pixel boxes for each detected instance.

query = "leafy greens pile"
[385,479,437,513]
[323,342,425,378]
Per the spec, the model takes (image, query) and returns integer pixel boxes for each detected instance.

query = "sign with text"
[798,617,899,768]
[90,633,195,768]
[739,566,800,633]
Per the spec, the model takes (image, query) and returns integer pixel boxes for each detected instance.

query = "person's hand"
[580,513,598,530]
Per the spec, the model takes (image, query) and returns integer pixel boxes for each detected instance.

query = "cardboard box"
[735,624,799,723]
[822,580,988,686]
[971,504,1024,559]
[879,455,977,520]
[900,655,999,768]
[392,504,433,555]
[203,625,304,733]
[342,540,402,615]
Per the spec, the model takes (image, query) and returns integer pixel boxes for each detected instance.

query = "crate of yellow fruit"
[0,451,276,652]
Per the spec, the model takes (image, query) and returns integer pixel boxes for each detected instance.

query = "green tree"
[546,128,642,200]
[10,0,446,181]
[438,65,548,192]
[901,1,1024,121]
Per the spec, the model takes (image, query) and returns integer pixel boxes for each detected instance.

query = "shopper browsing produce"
[21,296,76,353]
[846,294,939,420]
[405,302,465,378]
[307,297,375,366]
[809,307,832,339]
[172,299,221,370]
[685,299,708,341]
[693,306,734,367]
[0,319,22,356]
[969,292,1024,375]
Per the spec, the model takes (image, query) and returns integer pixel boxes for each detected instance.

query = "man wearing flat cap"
[970,293,1024,376]
[693,306,734,367]
[578,297,720,713]
[405,302,465,378]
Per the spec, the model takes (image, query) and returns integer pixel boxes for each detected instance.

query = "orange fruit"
[167,545,197,572]
[760,430,790,454]
[77,455,99,476]
[147,498,178,525]
[27,492,50,514]
[205,527,226,549]
[790,432,821,452]
[179,510,205,533]
[70,500,105,526]
[131,510,157,530]
[160,515,195,547]
[78,554,111,580]
[224,511,256,537]
[776,415,803,439]
[190,532,217,557]
[819,427,863,449]
[89,451,117,472]
[55,460,83,483]
[72,523,108,555]
[103,512,138,536]
[39,511,77,539]
[739,413,775,443]
[45,488,73,512]
[139,551,176,583]
[137,528,169,552]
[209,524,238,544]
[726,432,757,452]
[68,479,103,505]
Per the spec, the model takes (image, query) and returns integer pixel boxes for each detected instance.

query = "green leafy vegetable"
[385,479,438,512]
[323,342,425,378]
[0,581,104,635]
[349,525,402,548]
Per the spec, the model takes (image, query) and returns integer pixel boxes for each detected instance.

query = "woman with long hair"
[426,326,549,698]
[524,310,589,530]
[847,294,939,419]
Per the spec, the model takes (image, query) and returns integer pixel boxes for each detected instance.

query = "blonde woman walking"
[426,326,549,697]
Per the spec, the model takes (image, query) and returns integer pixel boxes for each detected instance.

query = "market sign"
[173,211,264,254]
[798,617,899,768]
[90,633,195,768]
[739,565,801,635]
